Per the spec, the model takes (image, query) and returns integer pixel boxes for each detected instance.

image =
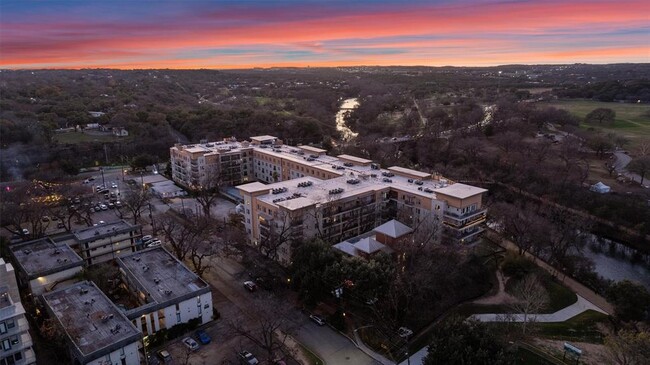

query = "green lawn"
[54,132,124,144]
[536,310,609,344]
[544,99,650,148]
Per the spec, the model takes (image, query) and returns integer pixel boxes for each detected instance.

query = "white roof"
[355,237,385,254]
[250,135,277,142]
[434,183,488,199]
[373,220,413,238]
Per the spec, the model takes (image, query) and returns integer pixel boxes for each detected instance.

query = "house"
[10,238,84,295]
[41,281,143,365]
[0,258,36,365]
[113,128,128,137]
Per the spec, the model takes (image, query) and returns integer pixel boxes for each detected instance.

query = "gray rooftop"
[11,238,83,279]
[373,220,413,238]
[42,281,141,361]
[74,220,137,242]
[117,247,209,306]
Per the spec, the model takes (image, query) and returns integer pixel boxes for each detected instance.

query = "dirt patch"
[473,270,520,305]
[531,338,609,365]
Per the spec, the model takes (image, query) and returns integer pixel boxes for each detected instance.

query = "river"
[582,235,650,289]
[335,98,359,141]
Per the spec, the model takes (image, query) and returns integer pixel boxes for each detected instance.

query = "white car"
[111,183,118,188]
[309,314,325,326]
[238,351,259,365]
[146,239,161,248]
[100,204,108,211]
[182,337,199,351]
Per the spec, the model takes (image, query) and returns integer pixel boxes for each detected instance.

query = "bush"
[606,280,650,322]
[328,309,347,332]
[501,254,536,279]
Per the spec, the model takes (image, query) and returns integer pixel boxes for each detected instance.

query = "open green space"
[54,132,124,144]
[536,310,609,344]
[544,99,650,148]
[504,275,578,314]
[517,344,569,365]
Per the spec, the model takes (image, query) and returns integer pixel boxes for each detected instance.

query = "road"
[200,255,377,365]
[613,151,645,185]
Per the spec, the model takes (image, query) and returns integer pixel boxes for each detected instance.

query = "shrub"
[501,254,536,279]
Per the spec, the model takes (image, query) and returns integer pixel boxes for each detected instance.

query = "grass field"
[54,132,123,144]
[544,100,650,148]
[536,310,609,344]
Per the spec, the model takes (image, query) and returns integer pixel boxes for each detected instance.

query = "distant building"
[88,111,106,118]
[112,128,128,137]
[0,258,36,365]
[116,247,213,336]
[41,281,143,365]
[149,180,187,199]
[10,238,84,295]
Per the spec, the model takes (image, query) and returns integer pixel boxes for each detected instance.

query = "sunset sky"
[1,0,648,69]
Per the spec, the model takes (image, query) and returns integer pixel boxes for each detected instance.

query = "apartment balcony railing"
[444,208,487,221]
[442,211,487,229]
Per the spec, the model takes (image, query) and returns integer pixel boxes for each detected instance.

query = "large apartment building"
[171,136,488,265]
[0,259,36,365]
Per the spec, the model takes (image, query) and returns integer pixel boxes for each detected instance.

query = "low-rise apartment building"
[41,281,143,365]
[0,259,36,365]
[10,238,84,295]
[117,247,213,337]
[65,220,141,265]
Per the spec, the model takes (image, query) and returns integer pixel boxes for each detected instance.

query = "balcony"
[444,208,487,220]
[443,210,486,229]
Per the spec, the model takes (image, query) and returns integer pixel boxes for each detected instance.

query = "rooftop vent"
[346,178,360,185]
[164,290,173,296]
[297,181,313,188]
[414,180,424,186]
[343,162,353,167]
[22,249,32,255]
[154,278,161,284]
[382,172,395,177]
[52,249,61,255]
[329,188,344,195]
[382,178,393,183]
[79,288,89,295]
[271,187,288,195]
[142,265,149,272]
[110,324,122,334]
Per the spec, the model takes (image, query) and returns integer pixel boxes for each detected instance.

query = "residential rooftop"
[117,247,209,306]
[42,281,141,361]
[433,183,488,200]
[74,220,137,242]
[11,238,84,279]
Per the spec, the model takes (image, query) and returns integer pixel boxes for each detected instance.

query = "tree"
[424,317,515,365]
[606,280,650,322]
[627,156,650,185]
[226,294,300,363]
[585,108,616,124]
[604,328,650,365]
[130,153,156,171]
[190,166,222,218]
[587,134,614,159]
[119,188,151,225]
[510,274,549,334]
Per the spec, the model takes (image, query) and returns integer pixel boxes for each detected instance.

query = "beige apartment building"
[171,136,488,265]
[0,258,36,365]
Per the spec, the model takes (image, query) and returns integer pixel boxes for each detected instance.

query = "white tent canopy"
[590,181,611,193]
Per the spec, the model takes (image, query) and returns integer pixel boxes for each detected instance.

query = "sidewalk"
[486,230,615,315]
[351,328,395,365]
[472,294,607,322]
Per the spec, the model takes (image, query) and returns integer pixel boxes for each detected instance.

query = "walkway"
[486,230,615,315]
[472,294,607,323]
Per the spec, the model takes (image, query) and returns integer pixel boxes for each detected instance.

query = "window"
[14,352,22,361]
[2,339,11,351]
[0,322,6,334]
[5,320,14,329]
[176,312,181,322]
[10,336,18,345]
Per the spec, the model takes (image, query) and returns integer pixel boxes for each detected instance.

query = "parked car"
[238,350,259,365]
[196,329,211,344]
[21,228,29,235]
[243,281,257,292]
[146,240,161,248]
[309,314,325,326]
[182,337,199,351]
[100,204,108,211]
[111,183,118,188]
[57,222,66,229]
[147,354,160,365]
[157,350,172,363]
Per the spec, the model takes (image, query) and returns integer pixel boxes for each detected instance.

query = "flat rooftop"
[434,183,488,200]
[42,281,141,359]
[11,238,83,279]
[74,220,137,242]
[117,247,209,305]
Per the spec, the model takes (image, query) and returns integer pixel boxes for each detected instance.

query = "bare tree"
[191,166,223,218]
[510,274,548,335]
[227,294,300,362]
[259,211,294,261]
[157,213,206,261]
[119,188,151,225]
[604,328,650,365]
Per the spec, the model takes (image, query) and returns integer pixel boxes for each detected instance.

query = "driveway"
[613,151,644,184]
